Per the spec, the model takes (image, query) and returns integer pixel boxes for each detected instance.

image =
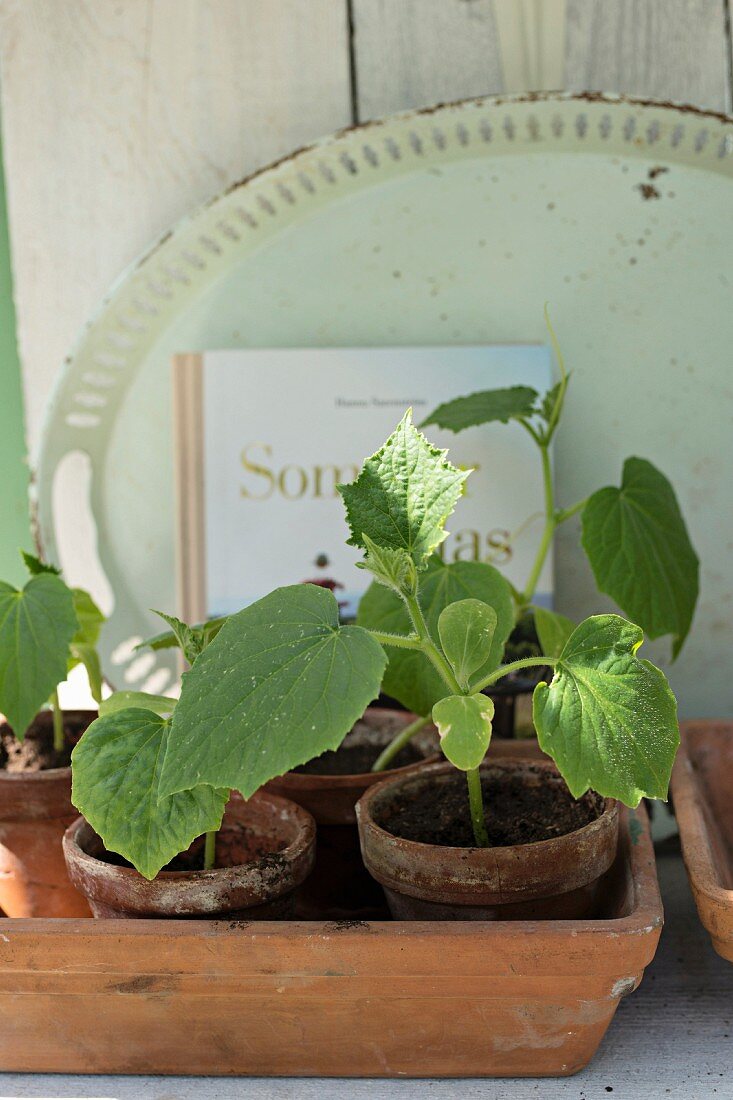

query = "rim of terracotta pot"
[356,759,619,907]
[0,710,98,820]
[63,790,316,916]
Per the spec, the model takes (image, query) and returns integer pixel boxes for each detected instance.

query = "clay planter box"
[0,742,662,1077]
[672,720,733,962]
[264,708,438,919]
[0,710,96,918]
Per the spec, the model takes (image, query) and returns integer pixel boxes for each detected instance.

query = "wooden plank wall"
[0,0,729,450]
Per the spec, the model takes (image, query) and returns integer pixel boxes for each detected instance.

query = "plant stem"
[555,497,588,525]
[474,655,556,693]
[51,690,64,754]
[517,442,555,609]
[203,830,216,871]
[404,593,462,694]
[371,713,431,773]
[466,767,490,847]
[368,629,421,650]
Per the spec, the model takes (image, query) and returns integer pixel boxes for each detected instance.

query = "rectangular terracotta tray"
[0,801,661,1078]
[672,721,733,963]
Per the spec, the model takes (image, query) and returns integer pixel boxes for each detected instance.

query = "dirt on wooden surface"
[378,770,604,848]
[0,712,92,773]
[294,715,423,776]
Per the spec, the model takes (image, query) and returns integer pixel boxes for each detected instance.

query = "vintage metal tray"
[35,93,733,711]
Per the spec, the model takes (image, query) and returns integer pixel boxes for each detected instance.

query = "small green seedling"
[422,313,699,661]
[0,552,104,752]
[72,413,681,863]
[71,610,228,879]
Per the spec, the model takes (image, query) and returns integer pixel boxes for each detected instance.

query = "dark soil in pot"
[381,768,601,848]
[0,710,91,772]
[357,759,618,921]
[63,791,316,919]
[0,709,96,917]
[265,709,439,920]
[293,718,425,776]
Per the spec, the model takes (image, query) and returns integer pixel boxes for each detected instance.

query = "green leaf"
[21,551,61,576]
[357,557,514,715]
[99,691,177,718]
[533,606,575,659]
[137,615,227,654]
[421,386,539,433]
[538,381,563,425]
[533,615,679,807]
[357,535,417,596]
[160,584,387,800]
[70,643,103,704]
[581,458,699,659]
[432,694,494,770]
[67,588,106,700]
[150,610,207,665]
[338,410,469,570]
[0,574,78,737]
[71,588,104,648]
[71,709,227,880]
[438,599,497,691]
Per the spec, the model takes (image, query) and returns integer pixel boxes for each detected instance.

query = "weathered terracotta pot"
[672,720,733,962]
[264,708,438,918]
[0,710,96,917]
[357,759,619,920]
[63,791,315,919]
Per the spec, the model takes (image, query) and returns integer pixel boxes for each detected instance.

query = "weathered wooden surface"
[565,0,730,108]
[0,844,727,1096]
[351,0,505,119]
[0,0,352,451]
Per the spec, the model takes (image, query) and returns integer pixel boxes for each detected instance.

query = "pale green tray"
[36,93,733,712]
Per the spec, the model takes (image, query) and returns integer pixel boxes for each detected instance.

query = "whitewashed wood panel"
[0,0,352,451]
[351,0,505,120]
[565,0,730,110]
[354,0,730,119]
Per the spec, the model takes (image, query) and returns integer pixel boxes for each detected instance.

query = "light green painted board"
[0,118,29,583]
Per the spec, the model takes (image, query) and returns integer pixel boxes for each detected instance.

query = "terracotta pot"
[264,708,438,918]
[63,791,316,919]
[0,710,96,917]
[672,720,733,962]
[357,759,619,920]
[0,793,662,1077]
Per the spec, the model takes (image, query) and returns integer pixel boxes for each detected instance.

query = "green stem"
[555,497,588,525]
[51,690,64,754]
[368,630,422,650]
[474,655,556,693]
[518,442,555,608]
[404,593,462,695]
[543,304,569,442]
[203,830,217,871]
[371,714,431,773]
[466,767,489,847]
